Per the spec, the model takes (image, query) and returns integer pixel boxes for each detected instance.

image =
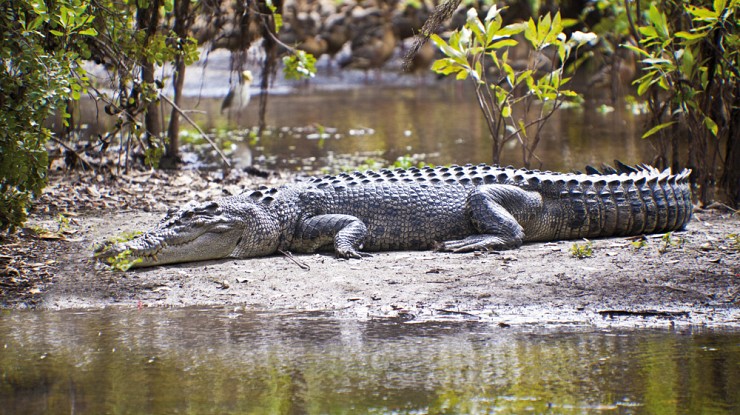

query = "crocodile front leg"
[292,214,368,258]
[439,185,541,252]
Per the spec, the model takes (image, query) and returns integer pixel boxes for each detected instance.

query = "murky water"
[1,307,739,414]
[75,78,653,173]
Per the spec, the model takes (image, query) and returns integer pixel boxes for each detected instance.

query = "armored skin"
[95,163,692,268]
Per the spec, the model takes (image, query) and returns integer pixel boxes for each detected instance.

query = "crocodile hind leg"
[292,214,368,258]
[438,185,541,252]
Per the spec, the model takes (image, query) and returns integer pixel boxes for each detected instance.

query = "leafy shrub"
[624,0,740,206]
[429,6,594,166]
[0,0,94,231]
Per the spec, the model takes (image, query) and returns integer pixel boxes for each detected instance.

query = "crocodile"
[95,163,692,268]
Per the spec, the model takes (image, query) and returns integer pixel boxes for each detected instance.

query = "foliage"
[624,0,740,206]
[95,230,143,271]
[658,231,684,253]
[430,6,593,166]
[103,249,143,272]
[282,50,317,80]
[729,233,740,250]
[631,237,649,249]
[1,0,320,230]
[391,155,429,169]
[570,240,594,258]
[0,0,96,231]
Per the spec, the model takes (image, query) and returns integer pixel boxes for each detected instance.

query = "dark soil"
[2,167,739,327]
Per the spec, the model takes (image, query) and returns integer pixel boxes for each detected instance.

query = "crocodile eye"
[196,202,219,213]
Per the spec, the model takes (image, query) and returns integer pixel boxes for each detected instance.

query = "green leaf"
[560,89,578,97]
[621,43,652,58]
[274,13,283,33]
[467,9,486,42]
[431,58,463,76]
[537,13,552,45]
[713,0,727,13]
[499,22,527,37]
[635,72,659,96]
[686,5,720,20]
[502,62,515,86]
[515,70,533,86]
[642,58,672,66]
[675,30,706,40]
[524,17,537,46]
[282,51,316,80]
[552,12,563,35]
[474,60,482,78]
[484,4,501,22]
[642,121,676,138]
[647,4,670,39]
[658,76,670,90]
[430,34,446,48]
[485,18,502,45]
[561,18,579,28]
[704,116,719,136]
[490,39,517,49]
[679,46,695,77]
[79,27,98,36]
[638,25,657,39]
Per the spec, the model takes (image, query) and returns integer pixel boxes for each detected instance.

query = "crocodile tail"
[601,167,692,237]
[549,167,693,240]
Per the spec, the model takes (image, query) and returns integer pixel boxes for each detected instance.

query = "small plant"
[105,249,143,272]
[727,233,739,251]
[341,158,386,173]
[570,240,594,259]
[429,6,594,166]
[658,231,683,253]
[56,214,71,233]
[392,155,429,170]
[108,230,143,244]
[94,231,144,271]
[631,237,649,249]
[282,50,317,80]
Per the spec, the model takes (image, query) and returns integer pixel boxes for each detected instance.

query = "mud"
[8,205,736,328]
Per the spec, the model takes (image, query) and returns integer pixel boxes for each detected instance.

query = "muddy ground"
[2,168,739,327]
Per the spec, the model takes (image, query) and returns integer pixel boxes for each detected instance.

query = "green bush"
[429,6,591,166]
[0,0,94,231]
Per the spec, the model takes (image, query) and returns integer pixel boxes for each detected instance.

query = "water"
[1,307,739,414]
[74,79,654,173]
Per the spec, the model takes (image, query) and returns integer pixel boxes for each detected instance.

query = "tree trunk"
[162,0,192,169]
[256,0,281,138]
[136,0,162,151]
[721,87,740,208]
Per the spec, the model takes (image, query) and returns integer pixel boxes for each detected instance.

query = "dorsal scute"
[294,163,689,197]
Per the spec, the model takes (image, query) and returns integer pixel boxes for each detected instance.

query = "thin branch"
[624,0,642,44]
[49,136,94,171]
[158,94,231,168]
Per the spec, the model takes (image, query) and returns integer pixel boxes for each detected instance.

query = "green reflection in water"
[73,84,655,173]
[1,308,738,414]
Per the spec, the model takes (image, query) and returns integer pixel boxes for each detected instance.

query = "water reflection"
[1,307,739,414]
[74,83,655,172]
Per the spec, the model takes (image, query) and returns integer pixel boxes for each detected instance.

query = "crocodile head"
[95,197,280,268]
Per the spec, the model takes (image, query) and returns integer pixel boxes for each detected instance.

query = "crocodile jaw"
[97,223,244,268]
